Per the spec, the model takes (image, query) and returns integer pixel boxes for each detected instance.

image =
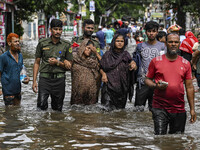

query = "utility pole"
[78,0,84,36]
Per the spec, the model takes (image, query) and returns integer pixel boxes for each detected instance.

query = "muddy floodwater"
[0,40,200,150]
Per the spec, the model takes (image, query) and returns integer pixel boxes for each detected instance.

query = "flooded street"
[0,39,200,150]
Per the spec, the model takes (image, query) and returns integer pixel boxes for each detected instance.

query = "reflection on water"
[0,40,200,149]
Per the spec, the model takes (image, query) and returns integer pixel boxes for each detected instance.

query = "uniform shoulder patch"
[60,39,71,45]
[39,37,49,43]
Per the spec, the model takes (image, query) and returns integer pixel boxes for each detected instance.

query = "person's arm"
[48,57,70,69]
[192,50,200,70]
[90,45,102,61]
[145,77,168,90]
[100,69,108,83]
[64,60,72,70]
[145,77,157,89]
[185,79,196,123]
[32,58,40,93]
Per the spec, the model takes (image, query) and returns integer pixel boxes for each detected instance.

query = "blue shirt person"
[0,33,30,106]
[96,26,105,50]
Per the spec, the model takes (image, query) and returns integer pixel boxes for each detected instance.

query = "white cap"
[98,26,102,29]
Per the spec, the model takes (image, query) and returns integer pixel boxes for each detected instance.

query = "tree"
[13,0,68,35]
[70,0,152,25]
[163,0,200,29]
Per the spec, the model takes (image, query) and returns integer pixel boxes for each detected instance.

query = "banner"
[0,35,5,47]
[0,2,6,10]
[81,4,86,16]
[38,25,46,39]
[89,1,95,12]
[0,15,4,26]
[0,27,5,35]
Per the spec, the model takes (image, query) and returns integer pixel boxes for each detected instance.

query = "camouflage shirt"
[71,35,101,54]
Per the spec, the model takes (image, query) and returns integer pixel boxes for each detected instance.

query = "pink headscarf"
[179,31,198,54]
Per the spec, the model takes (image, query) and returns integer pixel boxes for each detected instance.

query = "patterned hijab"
[73,39,100,74]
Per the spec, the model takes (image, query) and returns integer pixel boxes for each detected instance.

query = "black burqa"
[100,34,135,110]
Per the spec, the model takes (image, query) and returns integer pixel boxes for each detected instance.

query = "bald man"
[145,33,196,135]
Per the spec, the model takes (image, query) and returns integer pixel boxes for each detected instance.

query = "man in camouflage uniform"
[32,19,72,111]
[71,19,101,54]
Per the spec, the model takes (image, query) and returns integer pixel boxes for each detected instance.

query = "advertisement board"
[38,25,46,39]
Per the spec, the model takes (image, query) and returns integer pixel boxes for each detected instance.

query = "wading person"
[0,33,30,106]
[71,39,101,105]
[145,33,196,135]
[192,33,200,89]
[132,21,166,111]
[32,19,72,111]
[71,19,101,54]
[100,34,136,110]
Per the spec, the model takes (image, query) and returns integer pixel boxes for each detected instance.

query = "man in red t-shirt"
[145,33,196,135]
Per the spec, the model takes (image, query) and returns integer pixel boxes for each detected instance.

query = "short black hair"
[145,21,159,31]
[107,25,110,28]
[156,31,167,41]
[166,33,179,41]
[134,34,140,40]
[50,19,63,28]
[197,33,200,37]
[83,19,94,27]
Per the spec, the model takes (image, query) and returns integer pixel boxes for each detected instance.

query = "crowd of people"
[0,18,199,135]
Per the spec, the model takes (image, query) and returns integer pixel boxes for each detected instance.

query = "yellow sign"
[151,12,164,18]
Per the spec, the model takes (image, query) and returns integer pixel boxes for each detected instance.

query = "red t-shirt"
[146,55,192,113]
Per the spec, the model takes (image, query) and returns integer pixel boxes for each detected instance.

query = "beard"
[53,34,61,39]
[167,48,178,55]
[11,45,21,51]
[84,30,93,37]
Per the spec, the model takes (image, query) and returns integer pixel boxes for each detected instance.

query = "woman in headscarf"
[71,39,101,105]
[179,31,199,61]
[100,33,136,110]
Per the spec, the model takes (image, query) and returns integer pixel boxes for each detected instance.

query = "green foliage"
[14,0,68,21]
[13,0,68,35]
[14,23,24,37]
[163,0,200,28]
[70,0,152,24]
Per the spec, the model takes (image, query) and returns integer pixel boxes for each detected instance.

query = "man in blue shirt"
[0,33,29,106]
[96,26,105,50]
